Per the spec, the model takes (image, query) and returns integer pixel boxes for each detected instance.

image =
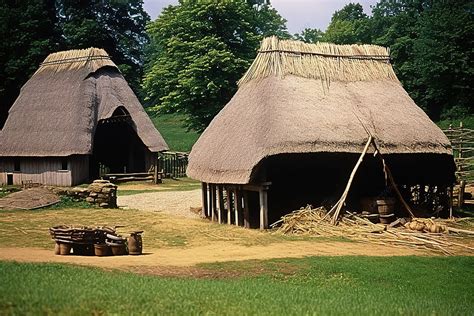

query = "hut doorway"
[90,107,148,179]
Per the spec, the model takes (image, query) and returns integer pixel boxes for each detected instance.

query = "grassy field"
[436,115,474,130]
[0,256,473,315]
[117,178,201,196]
[149,112,200,152]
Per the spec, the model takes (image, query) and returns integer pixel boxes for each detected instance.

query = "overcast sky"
[143,0,378,34]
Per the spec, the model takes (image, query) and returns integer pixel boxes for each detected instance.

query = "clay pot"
[110,244,127,256]
[59,243,72,255]
[94,244,110,256]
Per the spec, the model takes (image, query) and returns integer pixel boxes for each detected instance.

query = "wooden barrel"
[128,233,143,255]
[376,198,396,215]
[59,243,71,255]
[94,244,109,256]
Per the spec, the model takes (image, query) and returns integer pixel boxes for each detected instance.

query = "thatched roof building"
[187,37,454,229]
[0,48,168,186]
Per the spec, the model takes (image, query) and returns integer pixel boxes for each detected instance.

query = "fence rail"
[443,122,474,183]
[157,151,189,179]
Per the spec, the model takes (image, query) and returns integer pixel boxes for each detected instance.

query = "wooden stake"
[234,188,241,226]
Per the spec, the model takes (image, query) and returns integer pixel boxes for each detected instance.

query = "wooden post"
[226,187,232,225]
[201,182,208,219]
[458,180,465,208]
[217,185,224,224]
[448,186,453,219]
[243,191,250,228]
[259,188,268,229]
[234,188,240,226]
[209,184,215,221]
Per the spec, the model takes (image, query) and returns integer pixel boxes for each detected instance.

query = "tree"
[0,0,58,129]
[143,0,289,131]
[294,28,324,43]
[55,0,150,93]
[323,3,371,44]
[371,0,473,120]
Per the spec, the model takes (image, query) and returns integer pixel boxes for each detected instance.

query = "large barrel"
[376,198,396,224]
[128,232,143,255]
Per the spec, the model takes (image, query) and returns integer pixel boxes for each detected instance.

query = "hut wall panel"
[0,158,73,186]
[144,150,155,172]
[70,155,89,185]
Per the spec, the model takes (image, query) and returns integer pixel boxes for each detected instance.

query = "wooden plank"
[242,182,272,192]
[226,187,232,225]
[243,191,250,228]
[210,184,216,222]
[201,182,208,219]
[259,189,268,229]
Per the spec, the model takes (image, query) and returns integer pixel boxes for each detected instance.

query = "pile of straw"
[272,206,474,255]
[238,36,397,87]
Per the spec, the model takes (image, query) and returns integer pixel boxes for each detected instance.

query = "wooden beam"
[259,188,268,229]
[243,191,250,228]
[226,187,232,225]
[242,182,272,192]
[201,182,208,219]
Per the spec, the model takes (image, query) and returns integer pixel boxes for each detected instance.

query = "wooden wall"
[0,155,89,186]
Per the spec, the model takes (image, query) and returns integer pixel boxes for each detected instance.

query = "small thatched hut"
[187,37,455,229]
[0,48,168,186]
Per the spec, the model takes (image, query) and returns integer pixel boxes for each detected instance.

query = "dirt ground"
[1,187,472,277]
[118,189,201,219]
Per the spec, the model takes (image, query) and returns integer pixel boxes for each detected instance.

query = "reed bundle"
[272,206,474,255]
[35,48,115,75]
[238,36,397,87]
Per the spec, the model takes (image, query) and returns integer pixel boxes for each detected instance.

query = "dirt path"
[118,189,202,218]
[0,241,425,270]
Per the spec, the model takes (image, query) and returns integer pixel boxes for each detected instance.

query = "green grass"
[0,256,473,315]
[149,112,200,152]
[117,178,201,196]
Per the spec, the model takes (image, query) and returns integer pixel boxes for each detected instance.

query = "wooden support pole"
[243,191,250,228]
[234,188,240,227]
[217,185,224,224]
[209,184,216,221]
[259,188,268,229]
[201,182,208,219]
[458,180,465,208]
[448,186,453,219]
[226,187,232,225]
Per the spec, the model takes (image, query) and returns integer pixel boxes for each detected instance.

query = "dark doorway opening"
[90,110,149,179]
[7,173,13,185]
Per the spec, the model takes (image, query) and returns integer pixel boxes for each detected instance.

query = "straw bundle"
[35,48,116,75]
[272,206,474,255]
[238,36,397,87]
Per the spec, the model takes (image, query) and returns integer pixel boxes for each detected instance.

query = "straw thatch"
[0,48,168,156]
[187,37,452,184]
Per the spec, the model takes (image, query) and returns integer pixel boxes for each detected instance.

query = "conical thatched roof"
[187,37,452,184]
[0,48,168,156]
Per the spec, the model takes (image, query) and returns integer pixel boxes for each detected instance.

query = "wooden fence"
[157,151,189,179]
[443,122,474,183]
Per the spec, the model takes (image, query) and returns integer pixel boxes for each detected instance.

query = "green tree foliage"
[0,0,57,128]
[371,0,473,120]
[143,0,289,131]
[294,28,324,43]
[55,0,150,93]
[323,3,371,44]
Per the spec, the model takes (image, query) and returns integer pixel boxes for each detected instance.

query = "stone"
[85,197,95,203]
[89,192,98,197]
[99,203,109,208]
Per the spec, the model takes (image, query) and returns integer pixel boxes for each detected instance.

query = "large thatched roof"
[187,37,452,184]
[0,48,168,156]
